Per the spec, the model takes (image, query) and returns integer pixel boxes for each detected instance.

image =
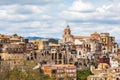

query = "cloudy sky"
[0,0,120,41]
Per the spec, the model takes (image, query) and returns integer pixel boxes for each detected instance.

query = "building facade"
[88,63,120,80]
[43,64,76,80]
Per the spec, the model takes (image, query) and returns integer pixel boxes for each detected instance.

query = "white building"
[109,53,119,68]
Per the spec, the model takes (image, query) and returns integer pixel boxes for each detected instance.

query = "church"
[61,25,118,54]
[37,25,119,70]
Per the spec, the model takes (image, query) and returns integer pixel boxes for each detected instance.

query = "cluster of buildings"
[88,63,120,80]
[0,25,120,80]
[43,25,120,80]
[0,34,28,70]
[43,64,76,80]
[39,25,119,67]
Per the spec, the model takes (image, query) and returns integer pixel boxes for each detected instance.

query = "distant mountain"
[26,36,61,41]
[26,36,48,40]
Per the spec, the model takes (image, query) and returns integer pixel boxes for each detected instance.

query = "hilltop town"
[0,25,120,80]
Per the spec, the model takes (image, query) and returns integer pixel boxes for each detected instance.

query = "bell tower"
[64,25,71,35]
[62,25,74,43]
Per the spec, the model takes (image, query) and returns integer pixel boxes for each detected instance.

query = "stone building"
[43,64,76,80]
[62,25,74,43]
[0,34,28,70]
[0,53,24,70]
[37,44,77,65]
[88,63,120,80]
[109,53,119,68]
[62,25,118,54]
[0,25,119,73]
[100,33,118,53]
[35,25,119,70]
[61,26,102,59]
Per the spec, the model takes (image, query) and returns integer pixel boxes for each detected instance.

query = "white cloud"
[60,0,120,25]
[69,0,94,12]
[0,0,120,42]
[66,23,120,40]
[60,0,95,21]
[0,4,52,22]
[0,0,62,5]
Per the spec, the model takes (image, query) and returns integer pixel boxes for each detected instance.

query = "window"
[0,56,1,60]
[52,69,57,74]
[55,53,57,59]
[116,78,119,80]
[34,53,37,59]
[79,51,81,55]
[59,53,62,59]
[69,58,73,63]
[59,61,62,64]
[52,54,54,60]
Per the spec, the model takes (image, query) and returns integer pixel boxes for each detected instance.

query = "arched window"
[69,58,73,63]
[55,53,57,59]
[31,56,33,60]
[116,78,119,80]
[59,61,62,64]
[59,53,62,59]
[27,56,29,60]
[79,63,82,66]
[79,51,81,55]
[0,56,1,60]
[34,53,37,59]
[52,54,54,60]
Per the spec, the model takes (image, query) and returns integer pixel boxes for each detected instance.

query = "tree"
[77,70,93,80]
[0,61,51,80]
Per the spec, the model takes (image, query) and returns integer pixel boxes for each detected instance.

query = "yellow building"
[30,40,49,50]
[100,33,118,53]
[0,34,28,70]
[88,63,120,80]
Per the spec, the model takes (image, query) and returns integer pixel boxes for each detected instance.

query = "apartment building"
[43,64,76,80]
